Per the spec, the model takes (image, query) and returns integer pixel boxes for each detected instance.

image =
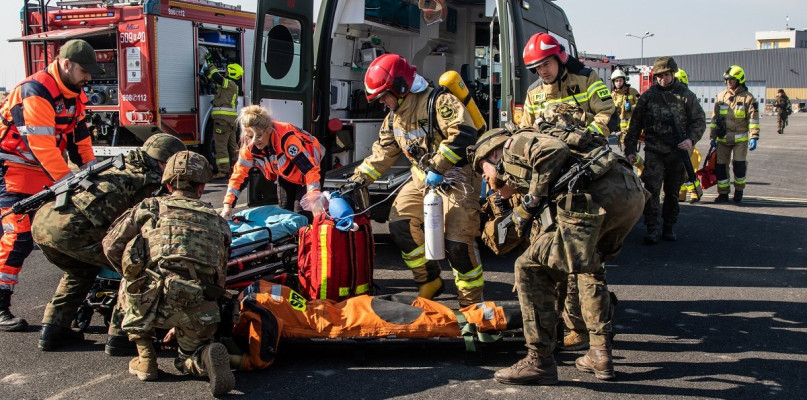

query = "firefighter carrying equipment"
[523,33,569,69]
[723,65,746,84]
[224,121,324,206]
[230,280,521,371]
[364,53,417,101]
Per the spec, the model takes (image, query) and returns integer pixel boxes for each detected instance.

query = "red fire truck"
[12,0,255,159]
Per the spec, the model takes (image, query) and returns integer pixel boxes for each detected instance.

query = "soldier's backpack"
[297,212,374,301]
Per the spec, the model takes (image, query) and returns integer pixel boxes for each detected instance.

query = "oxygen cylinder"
[424,188,445,260]
[438,71,486,131]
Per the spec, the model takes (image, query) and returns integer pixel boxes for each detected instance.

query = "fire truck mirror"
[265,24,294,80]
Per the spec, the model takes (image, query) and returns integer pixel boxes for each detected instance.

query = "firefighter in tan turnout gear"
[610,69,639,146]
[200,46,241,178]
[709,65,759,203]
[348,53,483,307]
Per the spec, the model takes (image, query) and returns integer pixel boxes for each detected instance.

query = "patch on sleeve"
[596,88,611,99]
[438,103,457,120]
[287,145,299,157]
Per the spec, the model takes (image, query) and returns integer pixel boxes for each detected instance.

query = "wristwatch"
[523,194,540,209]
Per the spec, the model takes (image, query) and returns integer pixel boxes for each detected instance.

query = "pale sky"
[0,0,802,89]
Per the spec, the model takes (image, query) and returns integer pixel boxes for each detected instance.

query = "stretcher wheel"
[75,305,94,332]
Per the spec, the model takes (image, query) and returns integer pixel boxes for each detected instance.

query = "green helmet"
[162,150,213,190]
[653,56,678,75]
[723,65,746,84]
[141,133,187,163]
[467,128,511,174]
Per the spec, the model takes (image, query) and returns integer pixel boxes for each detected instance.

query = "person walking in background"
[772,89,792,135]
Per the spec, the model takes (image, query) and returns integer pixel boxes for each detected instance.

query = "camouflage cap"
[162,150,213,189]
[467,128,511,174]
[653,56,678,75]
[141,133,187,163]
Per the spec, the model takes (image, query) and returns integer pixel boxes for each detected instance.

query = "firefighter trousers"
[213,117,238,174]
[388,167,483,306]
[715,142,748,194]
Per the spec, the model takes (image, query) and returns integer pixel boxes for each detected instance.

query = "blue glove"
[710,139,717,148]
[425,171,444,186]
[748,138,757,151]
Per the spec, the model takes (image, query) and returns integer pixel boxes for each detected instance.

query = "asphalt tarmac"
[0,113,805,399]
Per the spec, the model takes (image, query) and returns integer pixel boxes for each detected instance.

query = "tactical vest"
[143,197,229,277]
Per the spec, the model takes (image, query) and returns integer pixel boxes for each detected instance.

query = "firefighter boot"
[129,339,159,381]
[575,344,615,380]
[662,225,677,242]
[0,289,28,332]
[559,330,589,351]
[457,286,484,308]
[418,277,444,300]
[38,324,84,351]
[643,228,659,245]
[714,193,730,203]
[494,350,559,385]
[733,190,744,203]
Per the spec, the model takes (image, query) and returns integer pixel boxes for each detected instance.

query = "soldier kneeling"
[103,151,234,396]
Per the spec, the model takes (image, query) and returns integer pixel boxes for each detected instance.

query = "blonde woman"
[220,105,324,220]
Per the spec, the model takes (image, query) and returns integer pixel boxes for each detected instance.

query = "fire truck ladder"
[22,0,51,74]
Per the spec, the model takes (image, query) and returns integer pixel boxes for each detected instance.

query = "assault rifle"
[496,146,613,243]
[0,153,126,219]
[666,116,704,203]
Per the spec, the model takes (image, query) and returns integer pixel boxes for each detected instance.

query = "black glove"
[511,204,536,238]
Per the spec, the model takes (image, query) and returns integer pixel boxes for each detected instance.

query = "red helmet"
[364,53,417,101]
[523,33,568,69]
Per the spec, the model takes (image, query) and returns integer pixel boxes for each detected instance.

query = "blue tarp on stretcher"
[228,206,308,257]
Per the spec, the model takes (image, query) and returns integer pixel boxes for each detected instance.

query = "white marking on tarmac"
[44,373,115,400]
[0,373,27,385]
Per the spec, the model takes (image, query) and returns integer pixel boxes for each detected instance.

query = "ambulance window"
[260,15,301,88]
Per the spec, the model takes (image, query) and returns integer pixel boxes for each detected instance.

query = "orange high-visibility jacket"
[0,61,95,194]
[224,121,323,205]
[232,281,515,371]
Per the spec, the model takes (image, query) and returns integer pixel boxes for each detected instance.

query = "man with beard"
[0,39,101,331]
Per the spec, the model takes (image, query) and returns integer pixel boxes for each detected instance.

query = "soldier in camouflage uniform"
[469,120,647,384]
[103,151,234,396]
[33,134,186,353]
[624,57,705,244]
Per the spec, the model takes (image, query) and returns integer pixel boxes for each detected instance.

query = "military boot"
[38,324,84,351]
[0,289,28,332]
[733,190,744,203]
[200,343,235,396]
[106,334,138,356]
[662,225,677,242]
[643,228,659,245]
[714,193,730,203]
[129,339,159,381]
[559,330,589,351]
[494,350,558,385]
[457,286,483,308]
[417,277,444,300]
[575,344,615,380]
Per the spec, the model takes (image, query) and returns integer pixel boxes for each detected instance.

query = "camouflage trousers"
[121,272,220,353]
[641,150,687,230]
[777,113,788,133]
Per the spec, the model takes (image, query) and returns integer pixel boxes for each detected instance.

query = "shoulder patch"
[534,92,546,103]
[287,144,299,157]
[438,103,456,120]
[596,88,611,99]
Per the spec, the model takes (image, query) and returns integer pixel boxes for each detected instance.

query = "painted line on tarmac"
[715,266,775,270]
[44,373,115,400]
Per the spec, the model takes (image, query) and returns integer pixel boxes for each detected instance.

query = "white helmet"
[610,69,628,82]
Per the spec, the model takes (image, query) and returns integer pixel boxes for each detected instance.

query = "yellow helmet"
[675,69,689,85]
[227,63,244,80]
[723,65,745,84]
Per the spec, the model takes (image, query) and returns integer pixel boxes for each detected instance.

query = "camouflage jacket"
[624,80,706,156]
[31,149,165,268]
[709,85,759,143]
[353,88,478,184]
[520,67,616,137]
[772,95,791,112]
[104,193,231,286]
[501,130,572,199]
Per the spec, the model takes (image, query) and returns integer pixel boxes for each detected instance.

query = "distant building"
[756,29,807,49]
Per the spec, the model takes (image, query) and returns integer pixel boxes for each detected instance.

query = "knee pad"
[732,160,747,179]
[715,163,728,180]
[388,219,418,251]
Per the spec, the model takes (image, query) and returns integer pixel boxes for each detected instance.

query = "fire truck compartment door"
[156,18,195,113]
[10,26,115,42]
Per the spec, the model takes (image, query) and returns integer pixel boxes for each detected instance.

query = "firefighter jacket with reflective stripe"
[612,85,639,131]
[0,61,95,194]
[709,86,759,144]
[520,68,616,137]
[624,80,706,157]
[207,67,239,126]
[353,88,477,184]
[224,121,324,205]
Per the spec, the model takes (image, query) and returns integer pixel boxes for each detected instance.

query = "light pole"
[625,31,654,64]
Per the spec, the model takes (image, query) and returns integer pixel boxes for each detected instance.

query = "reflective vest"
[0,61,94,194]
[225,121,324,205]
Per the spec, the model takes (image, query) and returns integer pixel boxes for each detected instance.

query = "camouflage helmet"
[653,56,678,75]
[141,133,187,163]
[162,150,212,190]
[467,128,511,174]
